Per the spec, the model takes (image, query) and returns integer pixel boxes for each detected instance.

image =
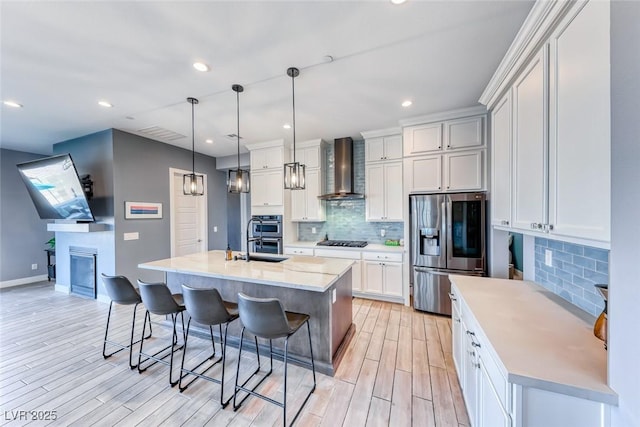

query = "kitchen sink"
[248,255,288,263]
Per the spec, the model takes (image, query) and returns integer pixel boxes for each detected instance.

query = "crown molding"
[399,105,486,128]
[479,0,578,109]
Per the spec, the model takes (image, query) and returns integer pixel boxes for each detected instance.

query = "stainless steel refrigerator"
[410,192,486,315]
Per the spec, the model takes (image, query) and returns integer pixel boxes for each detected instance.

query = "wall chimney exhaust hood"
[318,137,364,201]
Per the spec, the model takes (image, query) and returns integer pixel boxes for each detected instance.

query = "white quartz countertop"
[450,275,617,405]
[285,241,405,253]
[139,250,353,292]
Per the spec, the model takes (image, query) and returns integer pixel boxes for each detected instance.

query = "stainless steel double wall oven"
[250,215,283,254]
[410,192,486,315]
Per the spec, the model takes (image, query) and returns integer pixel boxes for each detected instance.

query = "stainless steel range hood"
[318,137,364,200]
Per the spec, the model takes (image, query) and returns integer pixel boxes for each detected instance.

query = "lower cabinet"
[479,355,511,427]
[298,247,404,301]
[361,251,403,299]
[451,282,611,427]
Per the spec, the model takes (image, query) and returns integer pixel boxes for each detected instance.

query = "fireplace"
[69,247,97,299]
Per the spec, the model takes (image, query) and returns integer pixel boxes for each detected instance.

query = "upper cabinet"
[401,110,487,194]
[403,116,484,157]
[491,92,513,228]
[365,134,403,162]
[246,140,286,214]
[547,0,610,242]
[362,129,404,222]
[250,145,283,170]
[511,47,547,232]
[445,116,484,150]
[483,0,610,244]
[290,139,326,222]
[403,123,443,156]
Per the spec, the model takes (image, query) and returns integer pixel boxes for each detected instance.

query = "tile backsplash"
[297,139,404,244]
[534,237,608,317]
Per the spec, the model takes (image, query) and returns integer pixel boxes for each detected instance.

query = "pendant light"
[228,84,250,193]
[283,67,305,190]
[183,97,204,196]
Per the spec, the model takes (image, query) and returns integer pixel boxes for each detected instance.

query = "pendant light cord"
[191,99,195,174]
[236,88,240,169]
[291,72,296,163]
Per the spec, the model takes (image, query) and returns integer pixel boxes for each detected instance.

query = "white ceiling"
[0,1,534,158]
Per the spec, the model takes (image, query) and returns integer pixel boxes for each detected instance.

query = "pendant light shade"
[228,84,250,193]
[183,97,204,196]
[284,67,305,190]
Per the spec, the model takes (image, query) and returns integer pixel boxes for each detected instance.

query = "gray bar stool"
[101,274,151,369]
[178,285,247,407]
[137,279,186,386]
[233,293,316,427]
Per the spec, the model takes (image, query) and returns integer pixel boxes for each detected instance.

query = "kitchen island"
[139,250,354,375]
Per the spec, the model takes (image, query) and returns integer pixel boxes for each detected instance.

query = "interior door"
[171,169,207,257]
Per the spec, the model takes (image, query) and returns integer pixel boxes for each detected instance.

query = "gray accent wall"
[609,2,640,426]
[112,129,227,283]
[53,130,116,295]
[298,139,404,243]
[0,149,53,282]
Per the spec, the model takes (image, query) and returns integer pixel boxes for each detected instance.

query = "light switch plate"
[332,289,336,303]
[213,226,218,232]
[545,249,553,267]
[124,232,139,241]
[312,227,317,234]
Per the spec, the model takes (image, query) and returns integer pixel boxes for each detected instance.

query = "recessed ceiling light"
[283,123,292,129]
[3,100,23,108]
[391,0,407,4]
[402,100,413,108]
[98,101,113,108]
[193,62,210,72]
[205,139,213,144]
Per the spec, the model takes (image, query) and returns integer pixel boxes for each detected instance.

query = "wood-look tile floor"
[0,282,469,426]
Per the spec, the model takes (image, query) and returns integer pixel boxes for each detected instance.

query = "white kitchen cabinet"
[250,146,283,170]
[547,0,610,242]
[363,262,384,294]
[491,92,513,227]
[445,116,484,150]
[451,296,464,380]
[404,150,484,194]
[403,123,443,156]
[362,251,403,298]
[444,151,483,191]
[365,161,403,221]
[365,134,403,162]
[479,356,511,427]
[462,321,480,425]
[292,145,321,169]
[351,260,363,292]
[511,47,547,232]
[404,155,442,193]
[283,247,314,256]
[291,168,325,221]
[250,169,283,208]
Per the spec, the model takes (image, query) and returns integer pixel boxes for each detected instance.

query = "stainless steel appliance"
[251,215,283,254]
[251,215,282,238]
[410,192,486,315]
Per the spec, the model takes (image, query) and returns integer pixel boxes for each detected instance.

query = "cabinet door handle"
[448,292,457,301]
[471,342,481,348]
[466,330,475,336]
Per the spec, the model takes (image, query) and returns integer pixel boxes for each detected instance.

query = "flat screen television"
[17,154,95,221]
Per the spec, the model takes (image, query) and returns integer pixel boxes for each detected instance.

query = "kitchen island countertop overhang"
[138,250,355,376]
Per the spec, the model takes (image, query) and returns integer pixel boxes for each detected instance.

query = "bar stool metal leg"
[233,327,271,410]
[137,310,185,387]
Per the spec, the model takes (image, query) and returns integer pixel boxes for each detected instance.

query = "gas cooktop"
[316,240,368,248]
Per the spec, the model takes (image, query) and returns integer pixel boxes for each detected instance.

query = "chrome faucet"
[245,217,263,262]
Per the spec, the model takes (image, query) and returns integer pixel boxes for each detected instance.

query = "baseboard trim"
[54,284,70,294]
[0,275,49,289]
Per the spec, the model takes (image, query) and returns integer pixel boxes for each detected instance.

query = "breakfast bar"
[139,250,354,375]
